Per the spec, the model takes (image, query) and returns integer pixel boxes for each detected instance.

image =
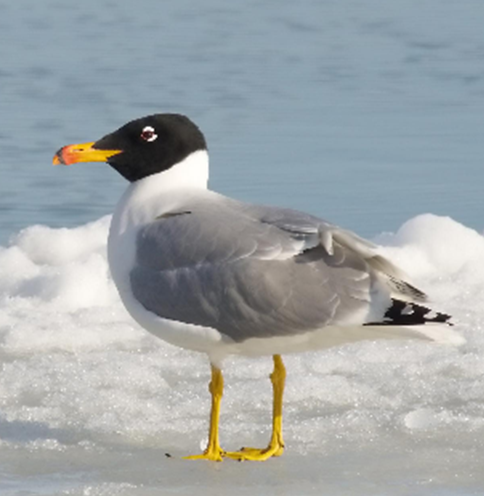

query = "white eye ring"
[140,126,158,142]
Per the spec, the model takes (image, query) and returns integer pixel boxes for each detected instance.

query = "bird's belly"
[118,284,228,353]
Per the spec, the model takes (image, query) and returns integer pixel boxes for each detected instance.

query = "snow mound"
[0,214,482,492]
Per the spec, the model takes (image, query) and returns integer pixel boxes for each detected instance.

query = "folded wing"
[130,196,434,343]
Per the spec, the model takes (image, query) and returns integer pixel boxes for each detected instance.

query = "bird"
[53,113,463,462]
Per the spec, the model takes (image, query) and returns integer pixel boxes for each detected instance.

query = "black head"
[53,113,207,182]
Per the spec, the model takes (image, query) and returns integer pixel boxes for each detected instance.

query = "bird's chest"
[107,183,181,291]
[108,185,170,284]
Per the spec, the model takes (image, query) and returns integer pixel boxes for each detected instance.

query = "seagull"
[53,113,463,462]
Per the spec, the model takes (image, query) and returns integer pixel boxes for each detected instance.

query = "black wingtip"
[366,299,452,327]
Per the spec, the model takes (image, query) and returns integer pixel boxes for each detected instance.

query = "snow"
[0,214,483,495]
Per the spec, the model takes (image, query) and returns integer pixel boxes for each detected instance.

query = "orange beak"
[53,142,122,165]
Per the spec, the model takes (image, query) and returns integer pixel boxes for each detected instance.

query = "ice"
[0,214,483,494]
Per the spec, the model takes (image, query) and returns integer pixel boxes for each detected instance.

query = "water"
[1,0,484,244]
[1,1,484,494]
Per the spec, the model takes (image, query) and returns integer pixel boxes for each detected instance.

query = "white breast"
[106,151,229,359]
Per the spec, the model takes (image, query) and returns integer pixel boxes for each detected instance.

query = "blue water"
[1,0,483,246]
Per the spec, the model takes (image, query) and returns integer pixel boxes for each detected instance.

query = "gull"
[53,113,463,461]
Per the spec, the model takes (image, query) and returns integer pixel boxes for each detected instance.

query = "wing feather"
[130,198,426,342]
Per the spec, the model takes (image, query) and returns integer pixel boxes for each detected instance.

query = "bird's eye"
[140,126,158,142]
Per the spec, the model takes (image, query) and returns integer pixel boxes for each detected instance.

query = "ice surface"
[0,214,483,495]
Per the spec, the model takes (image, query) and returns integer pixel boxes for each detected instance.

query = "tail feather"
[325,226,464,345]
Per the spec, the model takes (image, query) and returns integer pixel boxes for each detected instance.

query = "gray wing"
[255,204,426,302]
[130,197,425,343]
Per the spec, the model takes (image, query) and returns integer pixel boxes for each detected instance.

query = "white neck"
[139,149,209,191]
[112,149,209,233]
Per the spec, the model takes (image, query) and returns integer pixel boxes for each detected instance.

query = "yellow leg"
[184,364,225,461]
[225,355,286,461]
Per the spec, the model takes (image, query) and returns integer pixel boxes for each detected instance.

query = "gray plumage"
[129,192,425,343]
